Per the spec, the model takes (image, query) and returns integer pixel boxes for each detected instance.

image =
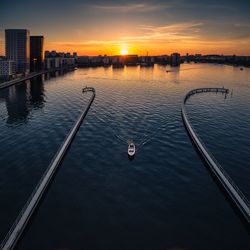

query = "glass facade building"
[5,29,30,74]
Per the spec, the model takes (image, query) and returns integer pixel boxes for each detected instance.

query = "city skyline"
[1,1,250,248]
[1,0,250,56]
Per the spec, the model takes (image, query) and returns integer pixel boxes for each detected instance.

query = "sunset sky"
[1,0,250,56]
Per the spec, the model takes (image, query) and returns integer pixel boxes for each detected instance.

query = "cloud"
[121,22,203,42]
[170,1,236,12]
[234,23,250,28]
[85,2,173,13]
[139,22,203,34]
[48,22,204,50]
[49,40,121,47]
[47,22,206,53]
[46,21,250,55]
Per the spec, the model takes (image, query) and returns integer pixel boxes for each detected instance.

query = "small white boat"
[128,143,135,157]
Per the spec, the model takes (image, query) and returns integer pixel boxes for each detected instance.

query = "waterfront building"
[77,56,90,67]
[30,36,44,72]
[170,53,181,66]
[45,50,50,58]
[103,55,110,66]
[124,55,138,66]
[155,55,171,65]
[5,29,30,74]
[0,59,16,80]
[111,56,125,68]
[89,56,103,66]
[44,50,76,70]
[44,57,60,70]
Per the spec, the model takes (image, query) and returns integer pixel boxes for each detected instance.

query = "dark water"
[0,64,249,250]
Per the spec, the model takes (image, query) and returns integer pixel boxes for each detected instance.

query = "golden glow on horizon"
[120,49,128,55]
[42,37,250,56]
[120,43,129,55]
[42,41,250,56]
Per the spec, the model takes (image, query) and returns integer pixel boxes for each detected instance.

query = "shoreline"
[0,66,76,90]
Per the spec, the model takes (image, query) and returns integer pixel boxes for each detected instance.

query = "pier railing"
[182,87,250,223]
[0,87,95,250]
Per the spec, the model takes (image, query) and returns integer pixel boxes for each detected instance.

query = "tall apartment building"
[30,36,44,72]
[5,29,30,74]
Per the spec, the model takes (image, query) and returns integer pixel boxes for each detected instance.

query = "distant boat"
[128,142,135,157]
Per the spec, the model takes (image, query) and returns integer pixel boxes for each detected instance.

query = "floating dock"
[0,87,95,250]
[182,87,250,224]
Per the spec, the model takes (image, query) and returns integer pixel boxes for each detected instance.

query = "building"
[44,50,76,70]
[0,59,16,80]
[102,55,110,66]
[5,29,30,74]
[44,57,60,70]
[124,55,138,66]
[77,56,90,67]
[154,55,170,65]
[170,53,181,66]
[30,36,44,72]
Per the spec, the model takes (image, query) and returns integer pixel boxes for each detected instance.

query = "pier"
[0,87,95,250]
[182,87,250,224]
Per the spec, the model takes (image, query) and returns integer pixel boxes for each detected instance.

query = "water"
[0,64,249,250]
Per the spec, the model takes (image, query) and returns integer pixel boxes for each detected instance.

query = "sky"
[1,0,250,56]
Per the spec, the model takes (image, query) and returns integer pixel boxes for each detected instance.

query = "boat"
[128,142,135,157]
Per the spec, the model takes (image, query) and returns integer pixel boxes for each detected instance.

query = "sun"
[120,49,128,55]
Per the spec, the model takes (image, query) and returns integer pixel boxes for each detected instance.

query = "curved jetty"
[182,87,250,224]
[0,87,96,250]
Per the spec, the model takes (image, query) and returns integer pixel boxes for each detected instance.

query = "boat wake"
[92,106,167,154]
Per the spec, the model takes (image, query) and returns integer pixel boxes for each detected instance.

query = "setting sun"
[120,49,128,55]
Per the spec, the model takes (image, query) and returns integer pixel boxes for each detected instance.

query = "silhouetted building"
[111,56,125,68]
[155,55,171,65]
[170,53,181,66]
[124,55,138,66]
[5,29,30,74]
[77,56,90,67]
[103,55,110,66]
[30,36,44,72]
